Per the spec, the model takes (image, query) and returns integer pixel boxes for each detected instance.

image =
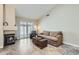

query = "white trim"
[64,42,79,48]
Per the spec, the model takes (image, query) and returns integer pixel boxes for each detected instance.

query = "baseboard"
[64,42,79,48]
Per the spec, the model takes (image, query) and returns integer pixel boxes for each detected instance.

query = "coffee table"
[32,37,47,49]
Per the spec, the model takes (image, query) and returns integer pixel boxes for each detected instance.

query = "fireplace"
[4,34,15,46]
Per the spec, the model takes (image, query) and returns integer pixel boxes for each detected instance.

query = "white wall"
[40,5,79,47]
[0,5,3,48]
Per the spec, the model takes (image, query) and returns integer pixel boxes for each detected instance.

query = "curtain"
[16,19,34,39]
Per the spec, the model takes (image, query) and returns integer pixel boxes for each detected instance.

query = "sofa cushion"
[50,32,62,37]
[50,32,57,37]
[43,31,50,36]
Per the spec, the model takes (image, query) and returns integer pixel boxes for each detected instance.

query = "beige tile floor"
[0,38,79,55]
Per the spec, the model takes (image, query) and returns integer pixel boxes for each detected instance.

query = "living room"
[0,4,79,55]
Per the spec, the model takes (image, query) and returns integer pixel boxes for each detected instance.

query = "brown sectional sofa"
[38,31,63,47]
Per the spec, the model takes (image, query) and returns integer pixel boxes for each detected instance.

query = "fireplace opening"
[4,34,15,46]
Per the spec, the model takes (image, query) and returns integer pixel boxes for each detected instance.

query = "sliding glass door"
[20,25,27,38]
[19,21,34,39]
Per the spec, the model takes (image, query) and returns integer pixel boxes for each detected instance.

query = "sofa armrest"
[56,35,63,43]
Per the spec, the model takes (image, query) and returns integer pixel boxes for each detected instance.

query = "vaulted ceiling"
[14,4,56,20]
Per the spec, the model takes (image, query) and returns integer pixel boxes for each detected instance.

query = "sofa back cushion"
[50,31,62,37]
[43,31,50,36]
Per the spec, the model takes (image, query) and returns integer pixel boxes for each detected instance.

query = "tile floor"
[0,38,79,55]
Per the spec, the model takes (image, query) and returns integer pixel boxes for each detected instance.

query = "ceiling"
[14,4,56,20]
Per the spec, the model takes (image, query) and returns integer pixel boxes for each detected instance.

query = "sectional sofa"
[38,31,63,47]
